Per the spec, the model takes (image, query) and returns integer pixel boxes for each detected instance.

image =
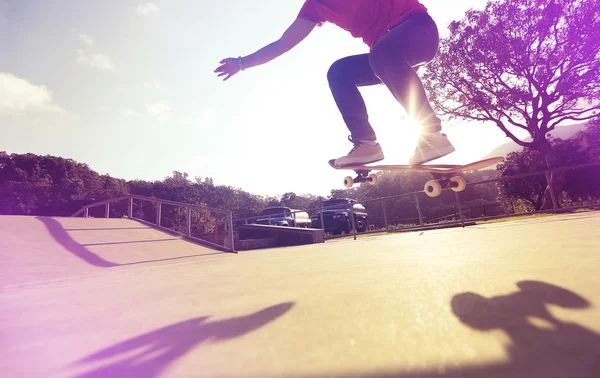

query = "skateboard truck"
[423,174,467,197]
[343,169,378,188]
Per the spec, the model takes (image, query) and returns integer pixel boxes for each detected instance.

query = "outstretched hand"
[214,58,240,81]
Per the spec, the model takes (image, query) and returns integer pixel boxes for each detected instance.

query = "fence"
[71,195,236,253]
[233,161,600,241]
[69,161,600,249]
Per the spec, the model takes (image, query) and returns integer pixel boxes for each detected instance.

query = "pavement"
[1,212,599,378]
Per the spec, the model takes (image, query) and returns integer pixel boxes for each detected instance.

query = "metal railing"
[71,195,236,253]
[68,161,600,250]
[334,160,600,240]
[231,160,600,241]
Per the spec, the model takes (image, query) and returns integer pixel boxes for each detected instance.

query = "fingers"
[215,57,239,81]
[223,72,236,81]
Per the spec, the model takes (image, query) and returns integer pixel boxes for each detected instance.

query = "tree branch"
[548,104,600,129]
[494,120,531,147]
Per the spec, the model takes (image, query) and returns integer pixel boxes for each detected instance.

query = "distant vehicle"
[255,206,312,228]
[311,198,368,235]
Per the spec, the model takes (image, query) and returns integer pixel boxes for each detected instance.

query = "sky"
[1,0,530,197]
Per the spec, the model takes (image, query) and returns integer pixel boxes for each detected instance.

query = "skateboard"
[329,157,505,197]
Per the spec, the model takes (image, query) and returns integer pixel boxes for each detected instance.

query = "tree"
[498,120,600,209]
[423,0,600,208]
[497,149,549,210]
[552,119,600,199]
[0,152,126,216]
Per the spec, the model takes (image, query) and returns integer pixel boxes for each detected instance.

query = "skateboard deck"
[328,157,505,173]
[329,156,505,196]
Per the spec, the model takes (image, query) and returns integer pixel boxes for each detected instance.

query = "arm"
[215,18,317,81]
[242,18,317,69]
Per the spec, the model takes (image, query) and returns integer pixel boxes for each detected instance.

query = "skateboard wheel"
[450,176,467,192]
[424,180,442,197]
[367,173,378,186]
[344,176,354,188]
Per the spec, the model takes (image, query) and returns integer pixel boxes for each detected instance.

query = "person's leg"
[327,54,386,166]
[369,11,455,164]
[327,54,382,141]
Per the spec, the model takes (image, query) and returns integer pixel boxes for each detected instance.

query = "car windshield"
[321,199,350,209]
[261,207,289,216]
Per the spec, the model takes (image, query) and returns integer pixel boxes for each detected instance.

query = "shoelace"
[347,135,363,154]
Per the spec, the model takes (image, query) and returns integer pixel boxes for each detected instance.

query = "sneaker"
[330,136,385,167]
[409,132,455,165]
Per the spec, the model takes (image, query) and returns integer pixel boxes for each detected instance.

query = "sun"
[372,115,422,163]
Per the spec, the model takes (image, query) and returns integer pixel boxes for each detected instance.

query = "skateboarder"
[214,0,456,167]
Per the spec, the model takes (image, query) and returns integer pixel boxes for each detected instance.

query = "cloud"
[78,33,95,47]
[122,109,144,119]
[0,72,67,114]
[183,117,206,127]
[120,104,171,122]
[76,49,115,71]
[145,103,171,122]
[183,109,215,129]
[75,33,115,71]
[135,3,160,16]
[144,81,161,90]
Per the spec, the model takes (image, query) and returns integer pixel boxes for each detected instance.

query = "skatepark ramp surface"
[2,212,600,378]
[0,215,227,288]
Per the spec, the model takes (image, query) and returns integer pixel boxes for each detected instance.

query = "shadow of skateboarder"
[450,280,600,377]
[70,302,294,378]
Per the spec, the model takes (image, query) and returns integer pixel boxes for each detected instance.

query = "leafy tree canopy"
[424,0,600,154]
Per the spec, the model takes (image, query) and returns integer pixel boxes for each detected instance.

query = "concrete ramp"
[0,215,226,287]
[2,212,600,378]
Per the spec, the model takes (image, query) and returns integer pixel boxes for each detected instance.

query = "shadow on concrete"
[71,302,295,378]
[65,227,152,231]
[37,217,224,268]
[37,217,119,268]
[290,281,599,378]
[81,238,178,247]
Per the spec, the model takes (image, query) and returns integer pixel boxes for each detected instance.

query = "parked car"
[255,206,312,228]
[311,198,369,235]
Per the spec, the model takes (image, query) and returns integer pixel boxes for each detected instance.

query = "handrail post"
[128,197,133,218]
[455,192,465,227]
[319,206,325,234]
[186,207,191,237]
[349,205,357,240]
[500,184,509,216]
[415,194,424,226]
[157,202,162,227]
[228,211,236,253]
[382,199,389,232]
[545,173,559,212]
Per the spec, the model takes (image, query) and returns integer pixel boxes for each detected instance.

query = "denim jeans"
[327,11,442,141]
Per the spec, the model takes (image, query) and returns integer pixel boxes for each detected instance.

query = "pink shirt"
[298,0,428,48]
